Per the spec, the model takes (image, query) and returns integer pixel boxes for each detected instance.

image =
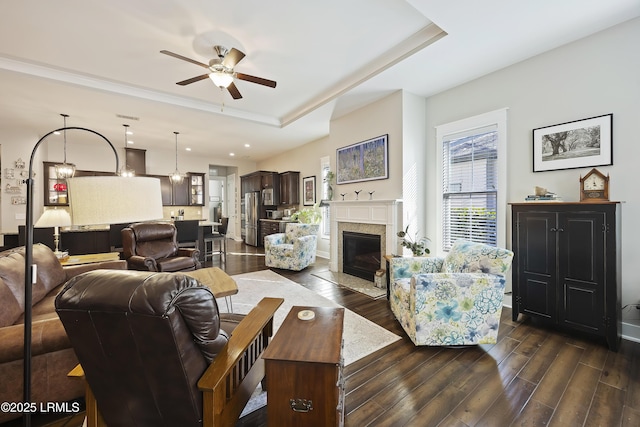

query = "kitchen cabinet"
[43,162,112,206]
[148,172,203,206]
[189,173,205,206]
[263,306,344,427]
[279,171,300,206]
[124,147,146,175]
[511,202,621,351]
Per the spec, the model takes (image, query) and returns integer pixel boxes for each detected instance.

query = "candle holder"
[368,191,375,200]
[340,193,346,201]
[354,190,362,200]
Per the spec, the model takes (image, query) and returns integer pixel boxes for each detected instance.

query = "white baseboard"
[316,250,329,260]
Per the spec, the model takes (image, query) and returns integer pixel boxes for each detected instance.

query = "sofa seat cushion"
[155,256,198,272]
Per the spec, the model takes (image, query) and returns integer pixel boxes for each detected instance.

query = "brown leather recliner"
[55,269,283,427]
[121,222,201,272]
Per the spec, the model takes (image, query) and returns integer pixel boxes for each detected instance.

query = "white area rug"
[224,269,400,366]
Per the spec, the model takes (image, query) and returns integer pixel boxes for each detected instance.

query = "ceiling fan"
[160,45,277,100]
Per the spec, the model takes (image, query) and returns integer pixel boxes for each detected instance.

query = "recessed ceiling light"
[126,130,133,135]
[54,131,61,135]
[229,152,235,156]
[186,147,192,151]
[244,144,251,148]
[127,140,134,145]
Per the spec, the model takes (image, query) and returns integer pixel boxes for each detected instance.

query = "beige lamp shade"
[67,176,163,226]
[35,208,72,228]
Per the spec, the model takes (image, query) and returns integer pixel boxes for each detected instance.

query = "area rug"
[226,269,399,366]
[312,269,386,299]
[225,269,400,418]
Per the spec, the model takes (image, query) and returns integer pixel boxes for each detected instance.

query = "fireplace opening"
[343,231,381,282]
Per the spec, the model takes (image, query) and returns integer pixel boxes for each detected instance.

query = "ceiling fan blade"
[176,74,210,86]
[227,82,243,99]
[236,73,277,88]
[222,48,246,68]
[160,50,209,68]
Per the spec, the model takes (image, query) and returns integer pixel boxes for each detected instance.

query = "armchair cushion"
[442,240,514,275]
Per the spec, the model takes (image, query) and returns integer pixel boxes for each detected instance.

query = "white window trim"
[435,108,508,254]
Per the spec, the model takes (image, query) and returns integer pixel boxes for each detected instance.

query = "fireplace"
[329,199,402,278]
[342,231,381,281]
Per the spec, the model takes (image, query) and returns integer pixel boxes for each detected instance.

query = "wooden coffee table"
[183,267,238,312]
[60,252,120,266]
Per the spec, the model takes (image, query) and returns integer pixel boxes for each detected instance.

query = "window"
[436,109,507,252]
[320,156,330,237]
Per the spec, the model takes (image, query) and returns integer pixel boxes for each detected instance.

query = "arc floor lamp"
[23,127,163,426]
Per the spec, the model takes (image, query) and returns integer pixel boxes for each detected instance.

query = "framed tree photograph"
[302,175,316,206]
[533,113,612,172]
[336,134,388,184]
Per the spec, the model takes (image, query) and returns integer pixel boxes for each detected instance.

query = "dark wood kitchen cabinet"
[511,202,621,351]
[279,171,299,206]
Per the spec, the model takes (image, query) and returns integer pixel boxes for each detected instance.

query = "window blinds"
[442,125,498,251]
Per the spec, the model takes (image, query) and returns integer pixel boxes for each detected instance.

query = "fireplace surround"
[329,199,402,275]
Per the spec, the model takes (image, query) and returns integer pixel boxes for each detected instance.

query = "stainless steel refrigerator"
[244,191,260,246]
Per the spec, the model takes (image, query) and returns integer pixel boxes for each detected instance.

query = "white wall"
[258,90,408,258]
[424,17,640,325]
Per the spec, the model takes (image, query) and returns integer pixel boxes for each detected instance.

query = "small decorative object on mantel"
[579,167,609,202]
[397,225,430,257]
[354,190,362,200]
[340,193,346,201]
[369,191,375,200]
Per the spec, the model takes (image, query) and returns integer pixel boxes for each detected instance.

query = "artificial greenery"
[397,225,430,256]
[291,205,322,224]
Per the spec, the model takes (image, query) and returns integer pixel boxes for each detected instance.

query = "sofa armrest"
[411,272,506,309]
[389,256,444,285]
[64,260,127,281]
[198,297,284,426]
[126,255,157,271]
[293,235,317,252]
[177,247,200,261]
[264,233,285,249]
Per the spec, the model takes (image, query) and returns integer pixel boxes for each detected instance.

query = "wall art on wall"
[336,134,388,184]
[302,175,316,206]
[533,114,612,172]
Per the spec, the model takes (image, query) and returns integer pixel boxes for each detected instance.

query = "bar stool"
[175,219,200,250]
[203,217,228,262]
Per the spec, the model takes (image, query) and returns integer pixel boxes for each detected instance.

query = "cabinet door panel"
[558,212,605,332]
[515,212,556,318]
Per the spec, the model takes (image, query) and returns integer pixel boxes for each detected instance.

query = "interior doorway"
[209,165,238,240]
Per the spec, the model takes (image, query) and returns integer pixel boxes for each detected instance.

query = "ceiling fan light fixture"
[209,71,234,88]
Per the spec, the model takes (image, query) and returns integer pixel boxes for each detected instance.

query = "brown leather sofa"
[0,244,126,424]
[122,222,201,272]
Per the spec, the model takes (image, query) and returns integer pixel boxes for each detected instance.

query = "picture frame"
[302,175,316,206]
[533,113,612,172]
[336,134,388,184]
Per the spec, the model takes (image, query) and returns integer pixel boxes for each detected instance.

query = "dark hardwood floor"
[14,239,640,427]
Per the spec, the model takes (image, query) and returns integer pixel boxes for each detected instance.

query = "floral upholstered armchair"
[264,223,319,271]
[389,240,514,346]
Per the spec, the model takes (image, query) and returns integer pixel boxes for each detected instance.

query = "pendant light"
[118,124,135,177]
[169,131,184,184]
[54,114,76,179]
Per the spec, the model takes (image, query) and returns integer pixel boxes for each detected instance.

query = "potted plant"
[397,225,430,256]
[291,205,322,224]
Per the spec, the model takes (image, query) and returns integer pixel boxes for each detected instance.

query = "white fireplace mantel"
[328,199,402,272]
